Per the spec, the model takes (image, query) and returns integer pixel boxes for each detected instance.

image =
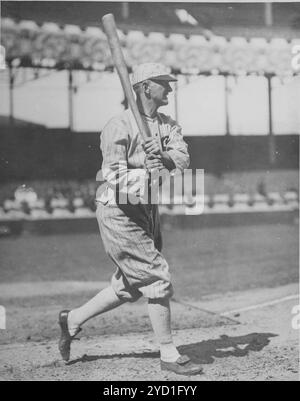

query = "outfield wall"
[0,209,298,237]
[0,126,298,181]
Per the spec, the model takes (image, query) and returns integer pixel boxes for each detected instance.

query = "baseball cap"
[131,63,177,86]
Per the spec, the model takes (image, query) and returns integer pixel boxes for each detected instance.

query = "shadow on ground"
[66,332,277,366]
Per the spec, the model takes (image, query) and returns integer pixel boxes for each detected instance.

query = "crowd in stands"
[2,17,298,75]
[0,180,98,219]
[0,176,298,220]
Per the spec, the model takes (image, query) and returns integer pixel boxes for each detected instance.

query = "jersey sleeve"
[164,117,190,171]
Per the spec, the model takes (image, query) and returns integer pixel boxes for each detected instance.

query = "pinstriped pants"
[96,202,173,302]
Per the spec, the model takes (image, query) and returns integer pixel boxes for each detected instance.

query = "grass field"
[0,223,298,300]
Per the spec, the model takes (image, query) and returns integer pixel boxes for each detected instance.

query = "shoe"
[160,355,203,376]
[58,310,81,362]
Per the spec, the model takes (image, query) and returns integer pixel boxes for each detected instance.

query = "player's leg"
[66,202,145,335]
[58,286,125,361]
[58,203,130,361]
[147,294,203,376]
[147,208,188,365]
[147,297,180,362]
[67,285,125,336]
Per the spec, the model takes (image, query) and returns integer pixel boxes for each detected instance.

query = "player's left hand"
[143,138,161,156]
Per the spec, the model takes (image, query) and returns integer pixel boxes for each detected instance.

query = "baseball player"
[58,63,203,376]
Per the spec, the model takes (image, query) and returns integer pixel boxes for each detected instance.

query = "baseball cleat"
[160,355,203,376]
[58,310,81,362]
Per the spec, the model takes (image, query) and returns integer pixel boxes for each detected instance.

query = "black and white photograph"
[0,0,299,382]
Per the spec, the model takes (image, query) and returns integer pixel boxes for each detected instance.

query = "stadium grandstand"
[0,1,299,233]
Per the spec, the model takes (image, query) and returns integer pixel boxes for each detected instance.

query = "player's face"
[149,79,173,107]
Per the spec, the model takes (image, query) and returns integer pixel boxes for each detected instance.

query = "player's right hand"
[145,154,163,171]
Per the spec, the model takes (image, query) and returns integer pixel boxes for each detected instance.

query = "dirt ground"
[0,282,298,381]
[0,224,299,381]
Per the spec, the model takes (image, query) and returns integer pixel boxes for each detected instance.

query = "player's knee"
[138,279,173,299]
[164,283,174,299]
[152,281,174,299]
[112,286,143,303]
[127,292,143,303]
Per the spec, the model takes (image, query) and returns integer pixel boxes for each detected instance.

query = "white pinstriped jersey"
[95,109,190,300]
[96,109,190,204]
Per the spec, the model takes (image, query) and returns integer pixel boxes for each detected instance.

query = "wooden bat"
[102,13,151,142]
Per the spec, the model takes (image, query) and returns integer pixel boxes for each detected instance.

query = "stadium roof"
[2,1,300,38]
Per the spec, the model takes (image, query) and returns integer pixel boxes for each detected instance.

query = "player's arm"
[164,123,190,171]
[143,121,189,172]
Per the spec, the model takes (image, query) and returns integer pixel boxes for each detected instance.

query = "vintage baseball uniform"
[96,109,189,302]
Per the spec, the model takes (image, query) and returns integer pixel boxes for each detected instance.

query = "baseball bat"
[101,13,151,141]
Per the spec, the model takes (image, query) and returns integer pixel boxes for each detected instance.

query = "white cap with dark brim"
[131,63,177,86]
